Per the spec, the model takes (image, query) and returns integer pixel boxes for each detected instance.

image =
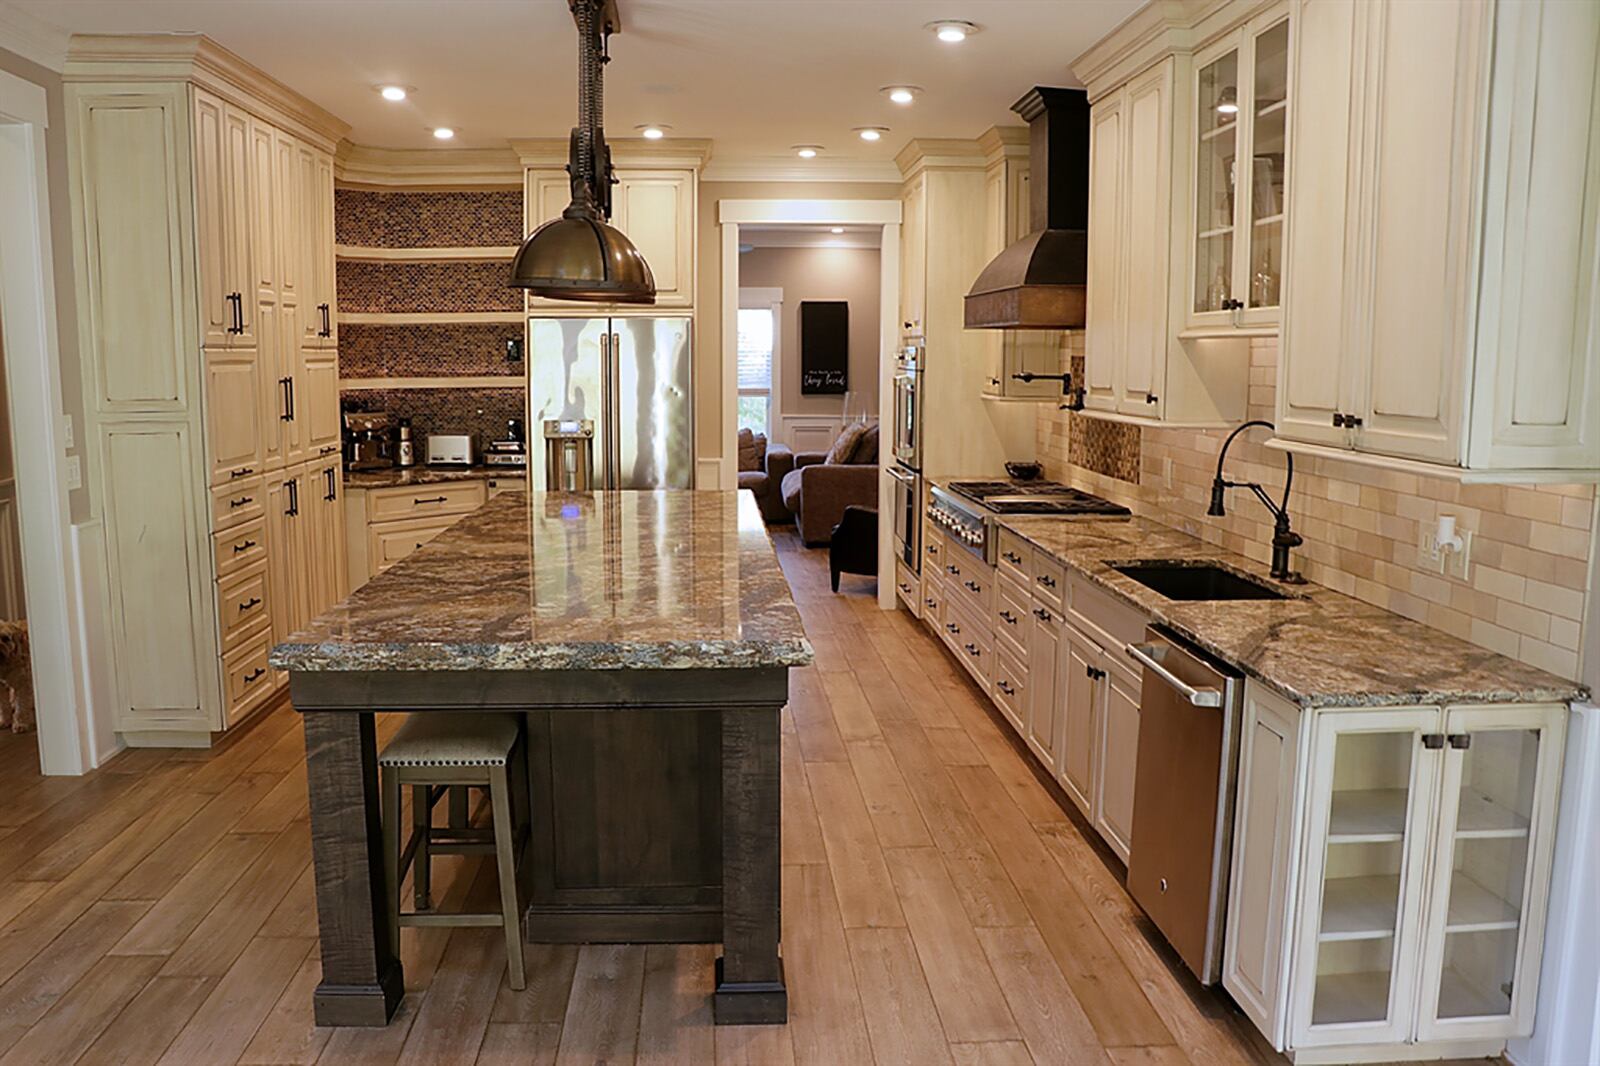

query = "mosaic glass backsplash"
[1039,334,1596,679]
[340,323,525,379]
[342,387,527,446]
[337,260,522,315]
[335,188,524,248]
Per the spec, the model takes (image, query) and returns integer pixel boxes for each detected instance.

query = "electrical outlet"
[65,454,82,491]
[1419,529,1445,573]
[1444,529,1474,582]
[62,414,74,450]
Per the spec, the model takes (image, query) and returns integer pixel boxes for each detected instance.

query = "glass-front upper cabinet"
[1188,7,1290,331]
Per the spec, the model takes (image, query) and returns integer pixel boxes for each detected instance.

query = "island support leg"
[303,711,405,1025]
[714,704,786,1024]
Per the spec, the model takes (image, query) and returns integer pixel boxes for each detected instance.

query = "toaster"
[426,434,476,467]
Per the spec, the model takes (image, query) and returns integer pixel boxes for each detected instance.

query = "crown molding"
[977,125,1029,167]
[0,2,68,72]
[510,136,713,171]
[1071,0,1280,101]
[894,137,986,180]
[64,33,350,149]
[335,143,523,188]
[701,156,902,184]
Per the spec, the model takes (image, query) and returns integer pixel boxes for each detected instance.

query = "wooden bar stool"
[380,713,529,988]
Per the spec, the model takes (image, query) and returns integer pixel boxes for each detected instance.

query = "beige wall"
[695,179,900,459]
[0,330,11,484]
[737,244,880,424]
[0,45,87,522]
[1039,334,1598,681]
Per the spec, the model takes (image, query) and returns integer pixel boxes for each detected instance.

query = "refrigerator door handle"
[599,330,614,489]
[610,332,623,490]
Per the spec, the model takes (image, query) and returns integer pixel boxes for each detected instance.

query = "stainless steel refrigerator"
[527,317,694,490]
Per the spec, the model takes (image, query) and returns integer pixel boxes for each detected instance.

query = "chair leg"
[412,783,432,910]
[489,764,526,990]
[830,560,841,592]
[448,785,470,830]
[383,767,401,955]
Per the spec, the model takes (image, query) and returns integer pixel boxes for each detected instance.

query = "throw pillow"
[737,427,759,472]
[851,423,880,464]
[824,422,868,465]
[753,432,769,468]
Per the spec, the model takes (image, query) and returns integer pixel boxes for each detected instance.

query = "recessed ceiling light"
[855,126,889,142]
[926,20,979,43]
[830,226,845,234]
[636,124,670,140]
[377,84,411,102]
[431,127,455,140]
[882,85,922,105]
[793,144,823,159]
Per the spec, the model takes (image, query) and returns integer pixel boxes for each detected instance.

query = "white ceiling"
[16,0,1143,169]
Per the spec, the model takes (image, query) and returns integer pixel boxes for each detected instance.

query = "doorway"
[0,324,35,772]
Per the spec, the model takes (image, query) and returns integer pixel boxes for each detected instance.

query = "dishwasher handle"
[1124,642,1224,707]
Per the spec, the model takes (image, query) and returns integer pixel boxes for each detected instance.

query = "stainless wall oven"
[892,332,923,469]
[887,464,919,571]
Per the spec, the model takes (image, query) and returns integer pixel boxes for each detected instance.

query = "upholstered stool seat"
[380,713,530,989]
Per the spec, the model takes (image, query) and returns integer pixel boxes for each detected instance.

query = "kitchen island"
[270,490,812,1027]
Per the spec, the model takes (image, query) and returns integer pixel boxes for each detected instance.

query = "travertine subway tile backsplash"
[1039,335,1596,680]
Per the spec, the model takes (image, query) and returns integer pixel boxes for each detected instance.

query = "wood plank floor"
[0,535,1472,1064]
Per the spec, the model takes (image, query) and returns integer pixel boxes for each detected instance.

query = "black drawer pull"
[415,496,449,505]
[232,540,257,554]
[230,466,254,479]
[926,544,937,555]
[946,564,960,575]
[964,580,980,592]
[963,643,979,656]
[997,680,1014,696]
[238,597,262,612]
[999,610,1017,625]
[1037,574,1056,588]
[925,597,937,608]
[1085,665,1106,681]
[242,668,265,684]
[229,496,253,509]
[1033,607,1051,622]
[1002,551,1022,565]
[898,582,911,594]
[946,622,960,635]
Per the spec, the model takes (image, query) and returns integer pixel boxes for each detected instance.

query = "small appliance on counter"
[395,418,417,468]
[426,434,476,467]
[343,411,395,471]
[484,418,528,469]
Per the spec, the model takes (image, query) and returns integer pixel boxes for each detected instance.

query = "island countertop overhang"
[270,489,814,673]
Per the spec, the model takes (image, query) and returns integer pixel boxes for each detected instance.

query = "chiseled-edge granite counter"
[996,513,1587,710]
[271,489,813,672]
[343,466,527,489]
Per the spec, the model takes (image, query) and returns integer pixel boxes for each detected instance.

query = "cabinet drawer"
[365,481,487,524]
[217,562,270,650]
[211,477,264,533]
[893,558,921,616]
[921,572,944,633]
[945,554,994,617]
[369,516,460,573]
[222,629,274,727]
[922,526,942,572]
[214,517,267,578]
[994,579,1031,661]
[996,528,1035,585]
[993,644,1028,733]
[485,477,523,497]
[1068,573,1151,661]
[940,600,992,693]
[1032,554,1066,610]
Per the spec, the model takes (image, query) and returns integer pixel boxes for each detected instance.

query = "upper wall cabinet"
[517,139,708,313]
[977,128,1063,402]
[1278,0,1600,474]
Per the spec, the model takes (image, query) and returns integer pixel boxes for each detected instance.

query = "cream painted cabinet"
[520,152,699,313]
[899,172,926,331]
[1226,681,1567,1058]
[1025,600,1062,771]
[67,35,348,743]
[306,456,349,612]
[1058,624,1102,818]
[1278,0,1600,473]
[977,131,1062,401]
[1096,660,1141,861]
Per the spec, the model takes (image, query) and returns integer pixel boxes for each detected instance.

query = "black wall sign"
[799,300,849,395]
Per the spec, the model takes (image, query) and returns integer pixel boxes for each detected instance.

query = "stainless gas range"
[927,479,1131,564]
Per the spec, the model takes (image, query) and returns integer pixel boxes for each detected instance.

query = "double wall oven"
[889,332,924,570]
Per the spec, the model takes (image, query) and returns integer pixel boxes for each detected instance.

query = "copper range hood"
[964,87,1090,329]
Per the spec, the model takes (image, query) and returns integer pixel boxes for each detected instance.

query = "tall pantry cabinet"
[65,36,350,745]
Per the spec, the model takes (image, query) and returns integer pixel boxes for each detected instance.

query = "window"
[737,288,782,436]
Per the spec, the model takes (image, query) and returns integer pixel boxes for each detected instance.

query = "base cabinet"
[343,478,494,588]
[1226,682,1567,1058]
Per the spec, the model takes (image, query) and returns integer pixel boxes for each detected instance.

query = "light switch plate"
[65,454,82,491]
[62,414,74,450]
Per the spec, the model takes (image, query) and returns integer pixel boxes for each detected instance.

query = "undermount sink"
[1111,561,1292,601]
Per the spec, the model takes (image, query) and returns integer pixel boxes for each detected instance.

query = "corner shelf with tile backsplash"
[333,187,527,404]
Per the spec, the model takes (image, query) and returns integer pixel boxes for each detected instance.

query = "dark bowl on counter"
[1005,461,1043,481]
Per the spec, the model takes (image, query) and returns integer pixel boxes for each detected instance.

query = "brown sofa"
[737,443,797,524]
[779,450,878,545]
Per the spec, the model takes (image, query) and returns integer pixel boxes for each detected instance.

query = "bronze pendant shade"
[509,0,656,304]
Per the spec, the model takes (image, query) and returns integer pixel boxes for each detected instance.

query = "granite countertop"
[271,490,813,673]
[343,466,528,489]
[996,514,1587,710]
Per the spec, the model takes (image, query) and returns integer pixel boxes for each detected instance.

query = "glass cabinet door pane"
[1310,729,1417,1027]
[1436,728,1540,1021]
[1247,19,1289,309]
[1194,50,1239,313]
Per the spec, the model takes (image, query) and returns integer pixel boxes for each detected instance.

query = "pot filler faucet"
[1207,420,1306,584]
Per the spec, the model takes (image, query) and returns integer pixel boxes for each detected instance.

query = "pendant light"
[509,0,655,303]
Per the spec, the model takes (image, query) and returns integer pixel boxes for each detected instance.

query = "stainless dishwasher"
[1123,626,1244,985]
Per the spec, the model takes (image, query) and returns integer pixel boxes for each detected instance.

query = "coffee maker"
[343,411,395,470]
